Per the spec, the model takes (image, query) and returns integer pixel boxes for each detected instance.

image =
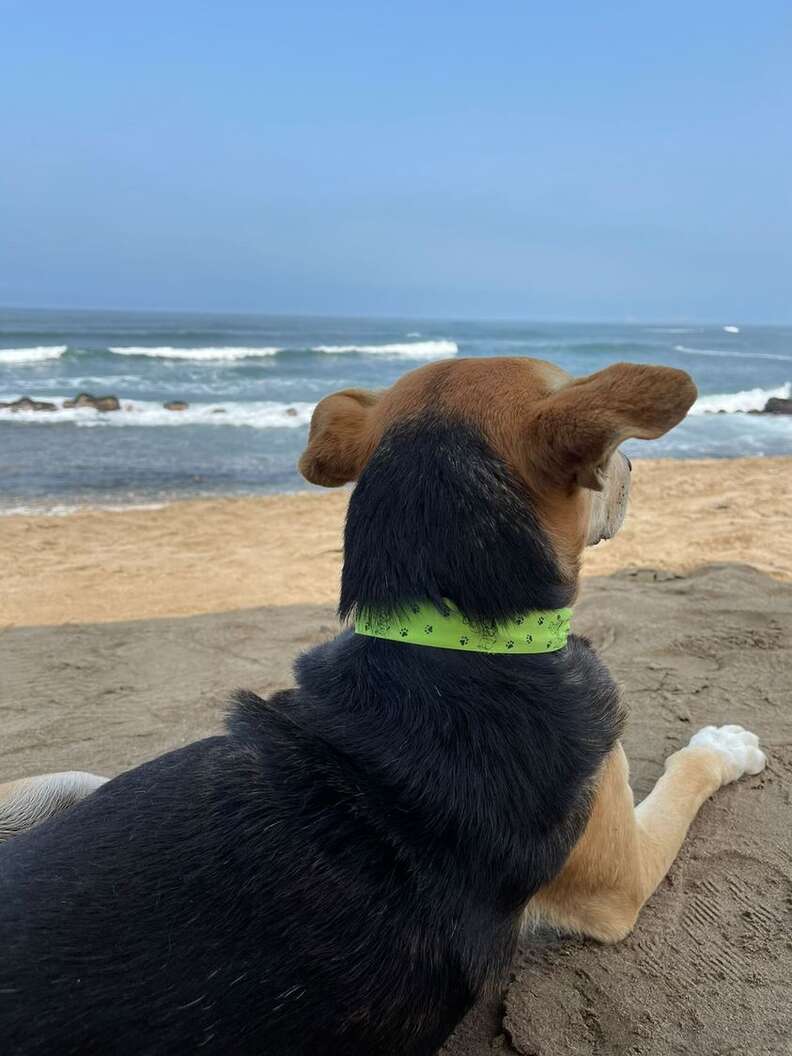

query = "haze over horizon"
[2,1,791,324]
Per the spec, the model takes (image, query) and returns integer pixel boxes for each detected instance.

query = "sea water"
[1,308,790,511]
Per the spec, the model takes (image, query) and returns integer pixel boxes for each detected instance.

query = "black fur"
[0,414,624,1055]
[340,417,575,623]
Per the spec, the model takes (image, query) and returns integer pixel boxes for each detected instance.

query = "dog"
[0,357,766,1055]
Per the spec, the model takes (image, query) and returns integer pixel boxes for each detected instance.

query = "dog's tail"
[0,771,108,843]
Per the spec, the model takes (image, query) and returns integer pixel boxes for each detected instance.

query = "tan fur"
[299,356,695,585]
[526,743,730,942]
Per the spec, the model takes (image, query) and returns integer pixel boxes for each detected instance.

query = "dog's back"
[0,629,620,1055]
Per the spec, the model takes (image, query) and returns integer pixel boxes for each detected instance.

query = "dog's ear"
[299,388,381,487]
[530,363,697,491]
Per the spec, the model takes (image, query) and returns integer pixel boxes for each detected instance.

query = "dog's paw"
[688,724,767,784]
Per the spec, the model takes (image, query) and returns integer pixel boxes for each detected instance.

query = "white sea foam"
[313,340,457,358]
[690,382,791,415]
[0,345,67,364]
[0,397,316,428]
[723,325,740,333]
[0,502,168,518]
[109,346,282,361]
[674,344,792,362]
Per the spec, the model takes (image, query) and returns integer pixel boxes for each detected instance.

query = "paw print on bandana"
[514,616,524,625]
[459,636,469,646]
[399,627,409,638]
[537,616,545,626]
[525,634,533,644]
[410,605,420,615]
[424,625,433,634]
[505,640,514,650]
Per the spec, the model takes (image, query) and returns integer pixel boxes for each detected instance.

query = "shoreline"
[1,451,790,518]
[2,456,791,629]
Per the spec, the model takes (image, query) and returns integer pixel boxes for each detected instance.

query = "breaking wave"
[312,340,457,358]
[690,382,791,415]
[0,346,67,364]
[109,346,282,361]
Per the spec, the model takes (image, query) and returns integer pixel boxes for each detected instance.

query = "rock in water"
[63,392,121,412]
[0,397,57,412]
[762,397,792,415]
[163,401,189,411]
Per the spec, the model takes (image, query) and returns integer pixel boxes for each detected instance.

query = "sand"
[1,457,791,1054]
[1,457,791,628]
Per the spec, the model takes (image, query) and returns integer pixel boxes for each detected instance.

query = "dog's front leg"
[0,771,107,843]
[525,727,766,943]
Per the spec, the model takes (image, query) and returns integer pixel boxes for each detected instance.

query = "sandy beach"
[1,456,791,1055]
[2,457,791,628]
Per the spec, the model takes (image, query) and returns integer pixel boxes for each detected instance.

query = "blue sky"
[1,1,790,321]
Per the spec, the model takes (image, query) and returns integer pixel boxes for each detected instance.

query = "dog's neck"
[339,416,576,626]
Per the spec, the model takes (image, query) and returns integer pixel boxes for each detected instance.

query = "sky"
[1,1,790,322]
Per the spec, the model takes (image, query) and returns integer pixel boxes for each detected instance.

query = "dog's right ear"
[299,389,381,487]
[529,363,697,491]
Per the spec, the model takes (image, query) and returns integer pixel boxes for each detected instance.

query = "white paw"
[688,724,767,784]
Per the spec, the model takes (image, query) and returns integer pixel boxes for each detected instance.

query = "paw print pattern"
[424,625,433,634]
[505,640,514,649]
[537,616,545,626]
[525,634,533,644]
[459,636,469,646]
[399,627,409,638]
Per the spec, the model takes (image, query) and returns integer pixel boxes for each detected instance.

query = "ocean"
[1,308,790,513]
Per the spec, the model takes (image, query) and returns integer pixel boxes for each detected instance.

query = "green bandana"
[355,600,572,654]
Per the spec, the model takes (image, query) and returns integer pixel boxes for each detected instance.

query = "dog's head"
[300,358,696,584]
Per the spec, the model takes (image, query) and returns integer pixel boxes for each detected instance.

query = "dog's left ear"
[299,388,381,487]
[530,363,697,490]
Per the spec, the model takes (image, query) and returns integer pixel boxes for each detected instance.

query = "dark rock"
[0,397,57,412]
[762,397,792,415]
[63,392,120,412]
[285,407,298,417]
[163,401,189,411]
[210,408,226,414]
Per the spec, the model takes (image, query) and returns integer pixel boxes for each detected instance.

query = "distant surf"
[109,346,282,361]
[313,340,457,357]
[0,346,67,364]
[674,344,792,363]
[106,340,458,360]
